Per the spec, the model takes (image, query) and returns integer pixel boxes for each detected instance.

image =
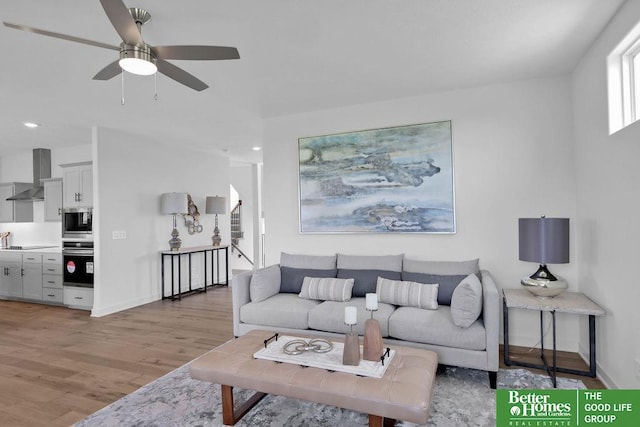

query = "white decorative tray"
[253,335,395,378]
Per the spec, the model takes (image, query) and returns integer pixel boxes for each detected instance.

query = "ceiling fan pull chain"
[154,72,158,101]
[121,71,125,106]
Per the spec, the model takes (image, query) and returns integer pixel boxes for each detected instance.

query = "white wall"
[263,77,580,350]
[572,0,640,389]
[92,127,230,316]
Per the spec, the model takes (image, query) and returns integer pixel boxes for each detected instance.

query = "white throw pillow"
[299,277,354,302]
[376,277,439,310]
[450,273,483,328]
[249,265,281,303]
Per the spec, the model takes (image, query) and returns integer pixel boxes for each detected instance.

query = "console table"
[503,288,605,387]
[161,245,228,300]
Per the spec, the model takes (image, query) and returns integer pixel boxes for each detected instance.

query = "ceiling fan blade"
[3,21,119,51]
[152,45,240,61]
[93,60,122,80]
[99,0,143,46]
[156,59,209,92]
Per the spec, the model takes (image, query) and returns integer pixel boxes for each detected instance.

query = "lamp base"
[521,264,567,297]
[211,226,222,246]
[342,332,360,366]
[363,318,383,361]
[169,228,182,251]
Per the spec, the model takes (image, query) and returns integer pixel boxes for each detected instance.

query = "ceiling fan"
[3,0,240,91]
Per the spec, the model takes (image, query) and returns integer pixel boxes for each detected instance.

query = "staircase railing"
[230,200,253,265]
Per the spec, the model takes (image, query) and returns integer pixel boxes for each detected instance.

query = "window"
[607,22,640,134]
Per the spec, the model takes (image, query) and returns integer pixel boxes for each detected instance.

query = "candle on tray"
[366,293,378,311]
[344,306,357,325]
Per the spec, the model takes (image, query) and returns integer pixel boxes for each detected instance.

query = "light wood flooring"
[0,286,604,427]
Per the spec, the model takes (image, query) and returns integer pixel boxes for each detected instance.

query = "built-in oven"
[63,240,94,288]
[62,207,93,239]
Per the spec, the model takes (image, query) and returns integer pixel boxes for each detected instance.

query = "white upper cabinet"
[43,178,63,222]
[61,162,93,208]
[0,183,34,223]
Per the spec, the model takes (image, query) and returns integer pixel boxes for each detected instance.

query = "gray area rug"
[75,363,585,427]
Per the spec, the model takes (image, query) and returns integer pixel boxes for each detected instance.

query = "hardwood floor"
[0,286,604,426]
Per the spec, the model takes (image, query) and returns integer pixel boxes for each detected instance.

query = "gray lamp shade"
[205,196,227,215]
[160,192,188,215]
[519,217,569,264]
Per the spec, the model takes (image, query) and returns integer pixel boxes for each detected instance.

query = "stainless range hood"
[6,148,52,201]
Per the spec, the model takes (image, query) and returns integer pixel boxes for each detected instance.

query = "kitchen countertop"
[0,246,62,254]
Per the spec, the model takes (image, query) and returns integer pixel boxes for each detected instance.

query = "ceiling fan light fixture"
[119,44,157,75]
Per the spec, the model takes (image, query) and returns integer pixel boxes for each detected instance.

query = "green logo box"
[497,389,639,426]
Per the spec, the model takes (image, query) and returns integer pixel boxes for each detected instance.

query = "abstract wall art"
[298,120,455,234]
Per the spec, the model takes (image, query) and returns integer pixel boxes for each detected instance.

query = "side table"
[503,288,605,387]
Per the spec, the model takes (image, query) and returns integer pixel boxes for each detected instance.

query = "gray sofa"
[232,253,499,388]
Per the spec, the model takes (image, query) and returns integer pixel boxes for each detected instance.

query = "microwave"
[62,207,93,239]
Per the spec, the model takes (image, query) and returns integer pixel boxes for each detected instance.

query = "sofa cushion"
[281,252,337,269]
[376,277,438,310]
[240,294,320,329]
[402,258,480,276]
[249,265,281,303]
[338,269,401,297]
[401,272,468,305]
[280,266,338,294]
[450,273,483,328]
[308,298,395,336]
[388,306,486,351]
[299,277,354,302]
[337,254,403,271]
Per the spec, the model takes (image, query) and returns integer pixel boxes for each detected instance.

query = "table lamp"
[205,196,227,246]
[519,216,569,297]
[161,193,188,251]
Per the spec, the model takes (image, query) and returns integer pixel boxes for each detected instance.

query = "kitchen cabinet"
[0,182,34,223]
[43,178,63,222]
[61,162,93,208]
[22,253,43,300]
[0,252,23,298]
[42,253,63,304]
[64,286,93,310]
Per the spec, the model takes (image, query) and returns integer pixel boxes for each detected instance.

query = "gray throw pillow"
[401,272,469,305]
[337,269,401,297]
[376,277,438,310]
[249,265,281,303]
[299,277,354,302]
[280,266,338,294]
[450,273,483,328]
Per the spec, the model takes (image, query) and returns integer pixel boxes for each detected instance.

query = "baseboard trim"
[578,344,617,389]
[91,293,161,317]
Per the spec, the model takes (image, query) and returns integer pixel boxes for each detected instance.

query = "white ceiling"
[0,0,625,164]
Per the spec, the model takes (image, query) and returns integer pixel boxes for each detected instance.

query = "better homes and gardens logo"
[497,389,639,426]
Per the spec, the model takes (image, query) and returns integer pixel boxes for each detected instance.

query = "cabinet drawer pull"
[47,281,55,284]
[47,294,56,297]
[46,268,56,272]
[74,296,83,300]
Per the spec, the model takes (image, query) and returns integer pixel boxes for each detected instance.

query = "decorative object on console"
[519,216,570,297]
[298,121,455,234]
[161,192,188,251]
[342,306,360,366]
[183,194,203,235]
[363,293,384,361]
[205,196,227,246]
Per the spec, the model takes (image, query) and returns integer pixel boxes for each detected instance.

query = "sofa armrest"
[480,270,500,371]
[232,270,254,337]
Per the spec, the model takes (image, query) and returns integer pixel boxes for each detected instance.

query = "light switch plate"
[112,230,127,239]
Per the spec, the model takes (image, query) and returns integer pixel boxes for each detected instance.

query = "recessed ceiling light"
[23,122,39,128]
[252,146,262,151]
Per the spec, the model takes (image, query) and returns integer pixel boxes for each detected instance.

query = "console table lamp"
[519,216,569,297]
[161,192,188,251]
[363,293,383,361]
[343,306,360,366]
[206,196,227,246]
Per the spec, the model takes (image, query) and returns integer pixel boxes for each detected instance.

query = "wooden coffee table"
[189,330,438,426]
